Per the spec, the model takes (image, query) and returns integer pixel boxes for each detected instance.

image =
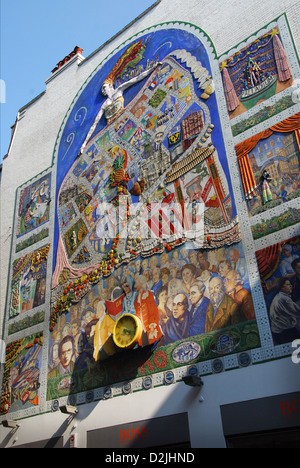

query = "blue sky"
[0,0,157,163]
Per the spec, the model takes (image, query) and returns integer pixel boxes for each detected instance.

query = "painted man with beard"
[205,276,246,332]
[224,270,255,321]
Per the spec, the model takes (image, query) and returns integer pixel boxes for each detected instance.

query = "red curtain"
[235,112,300,199]
[256,243,281,279]
[256,236,300,286]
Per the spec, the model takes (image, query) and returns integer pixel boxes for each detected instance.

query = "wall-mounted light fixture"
[2,420,20,429]
[182,375,203,387]
[59,405,78,415]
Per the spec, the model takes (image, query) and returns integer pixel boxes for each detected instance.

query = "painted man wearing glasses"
[161,293,190,345]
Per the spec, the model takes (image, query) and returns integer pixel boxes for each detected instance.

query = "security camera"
[182,375,203,387]
[59,405,78,415]
[2,420,20,429]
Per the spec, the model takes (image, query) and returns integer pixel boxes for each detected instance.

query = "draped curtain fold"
[222,67,240,112]
[256,243,281,280]
[273,34,292,82]
[235,113,300,199]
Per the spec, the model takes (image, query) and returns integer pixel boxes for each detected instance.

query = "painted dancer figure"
[260,169,273,205]
[79,41,161,155]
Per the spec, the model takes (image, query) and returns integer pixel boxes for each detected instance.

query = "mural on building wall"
[256,235,300,345]
[9,245,50,320]
[235,113,300,217]
[220,27,293,119]
[16,174,51,237]
[47,241,259,398]
[1,17,299,415]
[53,37,240,284]
[45,27,262,398]
[0,333,43,415]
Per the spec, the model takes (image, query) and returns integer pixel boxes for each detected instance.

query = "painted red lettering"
[139,358,155,374]
[120,429,127,442]
[292,399,300,414]
[153,349,168,369]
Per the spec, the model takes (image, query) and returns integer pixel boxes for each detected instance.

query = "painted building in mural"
[0,0,300,449]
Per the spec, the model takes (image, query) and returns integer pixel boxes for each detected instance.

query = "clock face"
[113,314,142,349]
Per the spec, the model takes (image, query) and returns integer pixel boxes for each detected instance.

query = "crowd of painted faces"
[118,246,256,346]
[93,245,255,349]
[48,245,257,376]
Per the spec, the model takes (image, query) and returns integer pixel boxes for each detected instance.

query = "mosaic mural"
[0,333,43,415]
[1,17,299,416]
[16,174,51,238]
[9,244,50,320]
[47,241,259,398]
[251,207,300,240]
[53,34,240,288]
[256,235,300,345]
[46,26,261,400]
[235,113,300,217]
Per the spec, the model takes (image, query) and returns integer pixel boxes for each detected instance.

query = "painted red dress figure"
[134,275,163,347]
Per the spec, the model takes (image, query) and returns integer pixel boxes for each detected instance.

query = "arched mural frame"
[46,21,261,403]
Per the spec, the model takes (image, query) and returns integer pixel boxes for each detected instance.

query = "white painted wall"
[1,357,299,448]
